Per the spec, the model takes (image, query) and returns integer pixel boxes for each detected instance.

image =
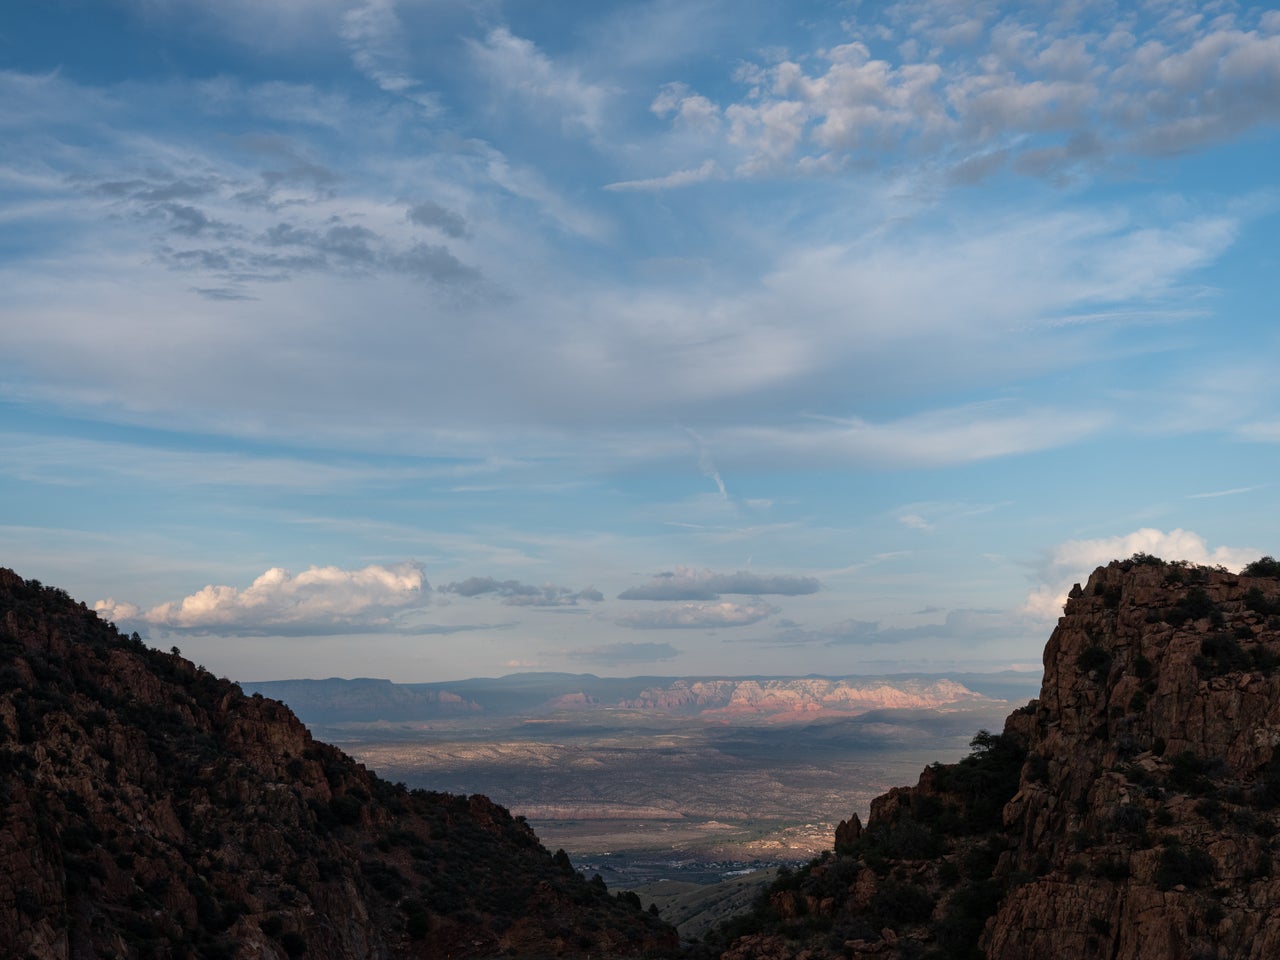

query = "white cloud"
[719,403,1105,468]
[605,159,719,192]
[657,5,1280,181]
[617,601,777,630]
[96,562,429,634]
[618,567,820,601]
[339,0,441,111]
[0,63,1246,456]
[651,82,722,132]
[1024,528,1261,619]
[469,27,612,135]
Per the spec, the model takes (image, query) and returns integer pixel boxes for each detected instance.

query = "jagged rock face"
[988,559,1280,960]
[0,569,676,960]
[710,558,1280,960]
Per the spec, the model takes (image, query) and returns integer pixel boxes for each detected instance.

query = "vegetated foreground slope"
[700,556,1280,960]
[0,569,676,960]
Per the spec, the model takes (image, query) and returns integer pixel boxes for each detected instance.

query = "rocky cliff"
[705,556,1280,960]
[0,569,676,960]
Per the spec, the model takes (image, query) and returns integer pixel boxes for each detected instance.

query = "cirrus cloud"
[563,641,680,665]
[618,567,819,601]
[617,601,777,630]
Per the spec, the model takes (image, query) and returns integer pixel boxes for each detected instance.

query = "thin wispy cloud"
[1187,485,1264,500]
[3,1,1277,681]
[564,641,680,665]
[618,567,819,601]
[617,602,778,630]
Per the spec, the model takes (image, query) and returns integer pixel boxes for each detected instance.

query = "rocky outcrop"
[708,557,1280,960]
[0,569,676,960]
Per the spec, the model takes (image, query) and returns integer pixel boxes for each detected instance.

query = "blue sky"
[2,0,1279,683]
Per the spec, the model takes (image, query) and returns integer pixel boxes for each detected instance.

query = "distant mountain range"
[242,671,1041,727]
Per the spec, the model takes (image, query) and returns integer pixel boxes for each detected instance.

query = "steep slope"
[704,557,1280,960]
[0,569,676,960]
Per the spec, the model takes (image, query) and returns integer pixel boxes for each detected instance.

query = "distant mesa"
[245,673,1004,728]
[621,677,988,720]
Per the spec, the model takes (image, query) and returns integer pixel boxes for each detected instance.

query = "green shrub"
[1167,751,1215,795]
[927,730,1027,833]
[1109,805,1148,833]
[329,794,363,825]
[1091,858,1131,880]
[1164,587,1222,627]
[1076,645,1113,677]
[259,917,283,937]
[870,879,935,926]
[1245,587,1280,616]
[855,818,947,864]
[281,932,307,959]
[1155,845,1215,890]
[1244,557,1280,577]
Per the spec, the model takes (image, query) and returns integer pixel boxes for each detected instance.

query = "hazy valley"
[245,674,1035,887]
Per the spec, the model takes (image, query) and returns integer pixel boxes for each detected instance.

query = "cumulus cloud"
[564,641,680,665]
[617,601,777,629]
[95,562,429,635]
[1024,528,1261,619]
[618,567,819,601]
[656,5,1280,182]
[441,576,603,607]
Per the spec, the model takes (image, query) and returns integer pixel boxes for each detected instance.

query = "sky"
[2,0,1279,684]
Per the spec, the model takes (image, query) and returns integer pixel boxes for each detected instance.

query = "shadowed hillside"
[0,569,676,959]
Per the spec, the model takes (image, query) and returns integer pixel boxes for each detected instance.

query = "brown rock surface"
[709,556,1280,960]
[0,569,676,959]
